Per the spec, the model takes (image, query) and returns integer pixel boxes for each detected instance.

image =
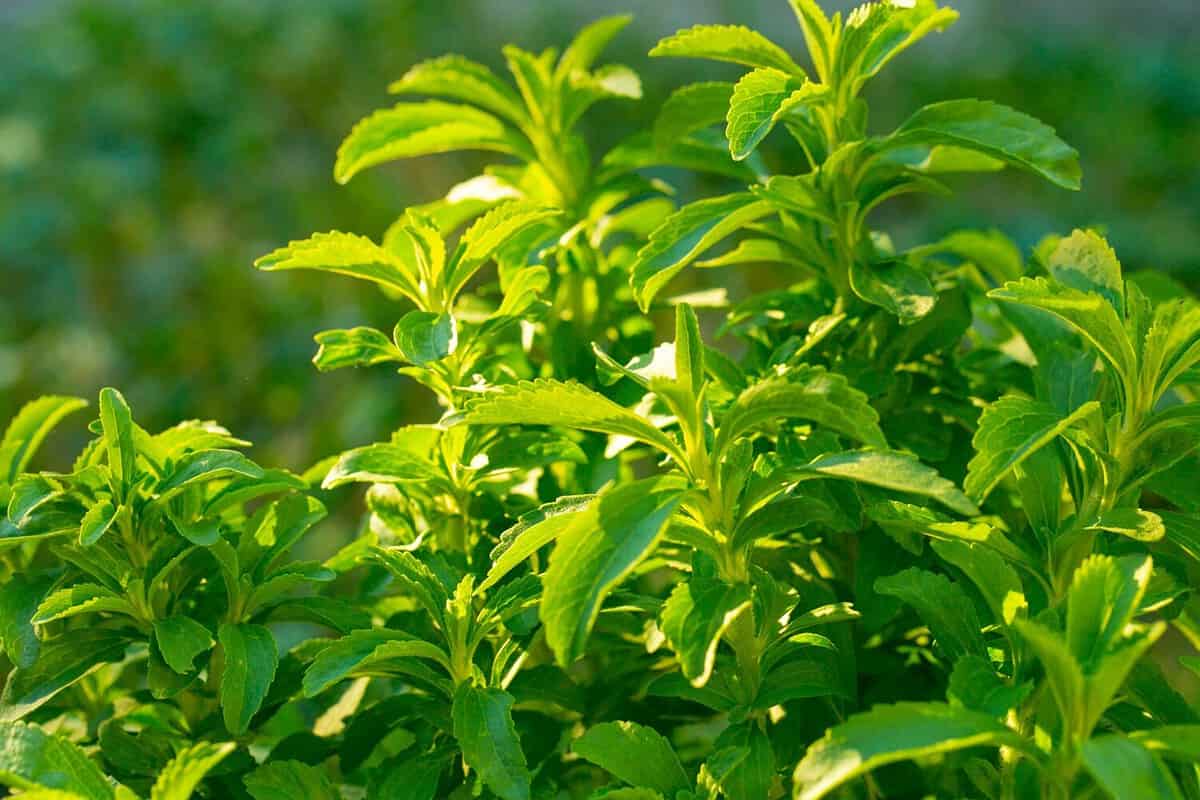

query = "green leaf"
[243,760,340,800]
[203,468,307,516]
[388,55,526,125]
[757,644,844,707]
[648,671,737,713]
[32,583,135,624]
[882,99,1081,190]
[787,0,835,81]
[78,500,118,546]
[876,568,987,661]
[302,629,450,697]
[393,311,457,365]
[837,0,959,93]
[370,208,447,289]
[887,145,1008,177]
[1085,624,1165,734]
[594,342,677,389]
[1141,301,1200,400]
[157,449,265,497]
[0,629,129,722]
[947,655,1031,718]
[650,24,804,75]
[452,684,530,800]
[1048,229,1124,311]
[1066,554,1153,669]
[1130,725,1200,763]
[312,327,403,372]
[1085,508,1165,542]
[217,623,278,735]
[541,476,687,665]
[335,101,522,184]
[480,496,593,592]
[365,548,450,623]
[558,15,633,76]
[930,539,1027,627]
[674,304,705,399]
[98,387,135,493]
[367,751,451,800]
[255,231,421,303]
[447,202,561,299]
[572,721,690,796]
[792,702,1031,800]
[465,379,686,464]
[1014,445,1066,535]
[7,476,63,527]
[696,237,805,268]
[0,508,79,546]
[6,789,93,799]
[266,597,370,635]
[480,430,587,473]
[702,749,750,797]
[631,193,774,311]
[153,616,215,675]
[965,395,1099,504]
[1162,511,1200,564]
[869,501,1036,572]
[0,721,114,799]
[562,65,643,130]
[726,68,802,161]
[0,575,51,668]
[990,276,1137,389]
[848,258,937,325]
[660,574,751,687]
[788,450,979,516]
[778,603,862,638]
[910,228,1024,285]
[1012,619,1085,727]
[0,396,87,484]
[502,46,553,126]
[716,368,887,456]
[1130,415,1200,496]
[491,265,551,321]
[246,564,337,612]
[151,420,250,456]
[1127,664,1199,727]
[321,443,436,489]
[250,494,329,575]
[1081,735,1184,800]
[150,741,235,800]
[653,82,735,149]
[712,721,774,800]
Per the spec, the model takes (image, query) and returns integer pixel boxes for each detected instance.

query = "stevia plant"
[638,0,1080,315]
[767,229,1200,800]
[0,389,347,797]
[2,2,1200,800]
[637,0,1088,488]
[255,13,750,388]
[243,17,722,795]
[0,395,88,700]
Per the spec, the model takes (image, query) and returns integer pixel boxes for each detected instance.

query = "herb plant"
[3,2,1199,799]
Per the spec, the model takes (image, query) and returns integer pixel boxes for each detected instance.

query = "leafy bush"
[3,1,1199,798]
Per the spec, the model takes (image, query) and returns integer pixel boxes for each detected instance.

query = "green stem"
[1052,404,1144,594]
[1000,684,1042,800]
[724,605,762,706]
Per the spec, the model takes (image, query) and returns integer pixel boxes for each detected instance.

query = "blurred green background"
[2,0,1198,472]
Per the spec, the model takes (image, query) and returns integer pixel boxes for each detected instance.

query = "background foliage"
[2,0,1198,473]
